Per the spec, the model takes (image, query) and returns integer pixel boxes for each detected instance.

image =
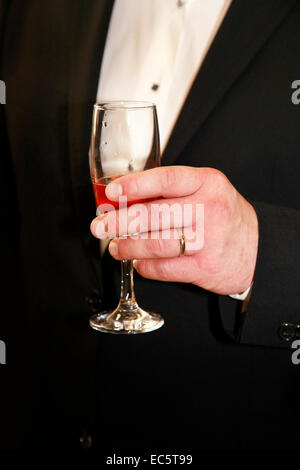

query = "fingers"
[108,229,196,260]
[105,166,206,201]
[133,256,199,284]
[90,197,197,238]
[90,167,225,240]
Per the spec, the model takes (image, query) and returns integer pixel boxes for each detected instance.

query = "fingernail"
[109,240,118,257]
[93,219,106,238]
[106,182,122,200]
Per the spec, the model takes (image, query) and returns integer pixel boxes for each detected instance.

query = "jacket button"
[79,430,92,450]
[278,322,296,341]
[295,324,300,339]
[85,289,103,313]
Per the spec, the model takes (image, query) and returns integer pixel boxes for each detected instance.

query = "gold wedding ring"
[179,231,186,256]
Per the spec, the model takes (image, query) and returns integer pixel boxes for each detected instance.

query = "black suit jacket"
[0,0,299,450]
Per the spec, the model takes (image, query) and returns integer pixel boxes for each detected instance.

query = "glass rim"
[94,100,156,111]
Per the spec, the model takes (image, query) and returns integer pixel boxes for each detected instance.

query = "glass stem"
[118,259,137,311]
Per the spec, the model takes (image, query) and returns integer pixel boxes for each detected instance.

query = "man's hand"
[90,166,258,295]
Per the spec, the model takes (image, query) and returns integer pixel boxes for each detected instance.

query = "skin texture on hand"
[90,166,258,296]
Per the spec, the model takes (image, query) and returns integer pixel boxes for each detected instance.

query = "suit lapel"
[67,0,297,201]
[67,0,114,233]
[163,0,297,166]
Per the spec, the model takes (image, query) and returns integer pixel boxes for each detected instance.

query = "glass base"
[89,305,164,334]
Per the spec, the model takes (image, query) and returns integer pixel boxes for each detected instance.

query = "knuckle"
[106,211,118,236]
[136,260,151,277]
[208,198,230,221]
[155,259,170,279]
[138,259,169,280]
[116,240,128,259]
[149,238,165,257]
[128,176,139,195]
[161,167,178,192]
[208,168,228,188]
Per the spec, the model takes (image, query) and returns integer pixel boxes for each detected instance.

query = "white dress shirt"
[95,0,251,300]
[97,0,231,153]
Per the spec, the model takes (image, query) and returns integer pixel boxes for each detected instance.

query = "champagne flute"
[89,101,164,334]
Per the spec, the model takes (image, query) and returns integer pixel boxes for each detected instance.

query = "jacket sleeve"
[218,201,300,348]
